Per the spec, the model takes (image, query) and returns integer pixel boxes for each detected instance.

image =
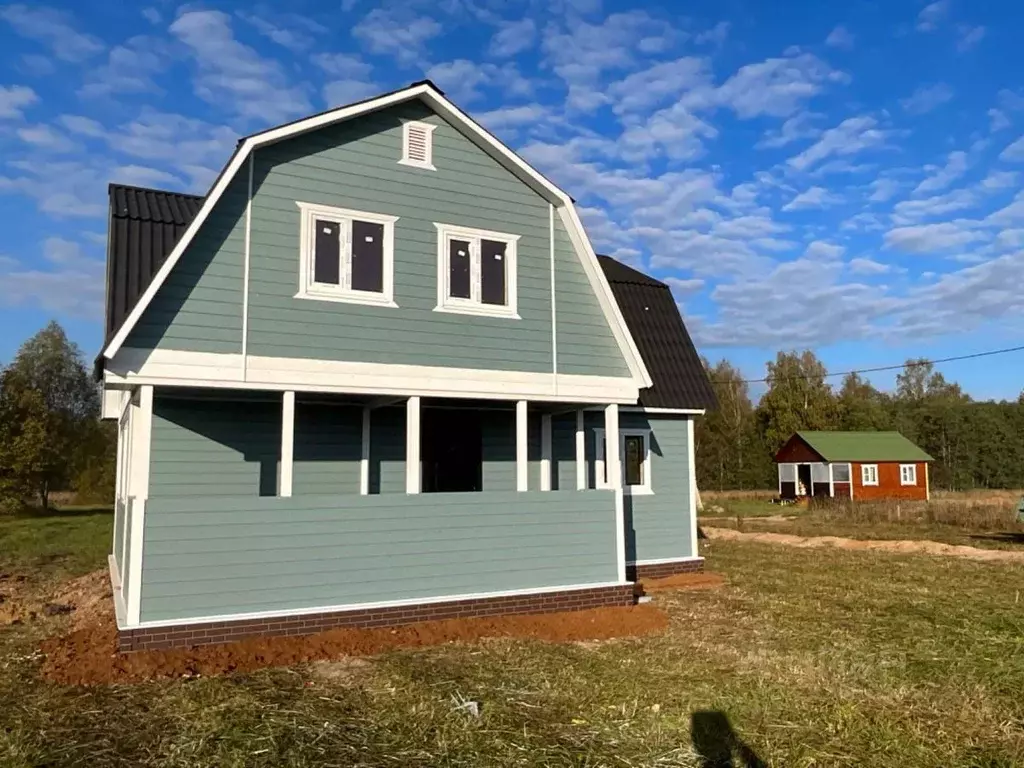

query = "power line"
[715,344,1024,386]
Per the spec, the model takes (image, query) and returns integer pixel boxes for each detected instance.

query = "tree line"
[0,322,115,511]
[696,350,1024,492]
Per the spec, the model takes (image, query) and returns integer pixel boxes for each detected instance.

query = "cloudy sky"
[1,0,1023,397]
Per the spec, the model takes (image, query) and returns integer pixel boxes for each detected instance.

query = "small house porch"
[777,461,852,500]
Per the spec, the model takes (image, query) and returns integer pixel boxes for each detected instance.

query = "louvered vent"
[400,121,436,170]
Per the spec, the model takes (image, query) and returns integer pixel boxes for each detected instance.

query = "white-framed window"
[900,463,917,485]
[295,201,398,307]
[832,463,851,483]
[861,464,879,486]
[594,428,653,495]
[399,121,437,170]
[434,223,520,319]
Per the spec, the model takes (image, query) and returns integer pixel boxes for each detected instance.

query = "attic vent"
[400,121,437,170]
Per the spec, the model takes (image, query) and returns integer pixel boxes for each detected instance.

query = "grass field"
[3,509,1024,766]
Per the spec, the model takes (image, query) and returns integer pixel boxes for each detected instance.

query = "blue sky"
[1,0,1023,399]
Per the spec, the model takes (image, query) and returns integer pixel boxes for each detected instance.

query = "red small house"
[774,431,934,501]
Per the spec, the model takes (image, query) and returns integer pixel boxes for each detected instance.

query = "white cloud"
[170,10,312,124]
[0,239,104,318]
[16,124,77,153]
[900,83,954,114]
[884,222,985,253]
[913,150,968,194]
[782,186,844,211]
[1000,134,1024,162]
[477,103,556,134]
[841,212,886,231]
[848,257,891,275]
[756,112,822,149]
[58,114,105,137]
[141,8,161,25]
[981,170,1018,190]
[322,79,378,106]
[893,187,979,223]
[608,57,710,114]
[312,53,372,79]
[489,17,536,57]
[0,4,103,62]
[989,108,1011,132]
[426,60,531,103]
[787,115,889,172]
[78,35,171,99]
[916,0,950,32]
[0,159,107,216]
[868,177,902,202]
[617,102,718,161]
[805,240,845,259]
[664,276,705,295]
[986,191,1024,227]
[0,84,37,119]
[695,21,730,46]
[237,11,325,53]
[825,25,854,49]
[352,7,442,66]
[956,24,985,52]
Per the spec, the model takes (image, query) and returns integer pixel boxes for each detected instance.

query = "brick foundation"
[118,584,636,652]
[626,558,705,581]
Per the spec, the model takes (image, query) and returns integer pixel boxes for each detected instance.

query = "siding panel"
[293,402,362,496]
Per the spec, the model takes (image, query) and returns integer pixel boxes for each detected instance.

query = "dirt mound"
[1,568,111,629]
[640,571,725,593]
[41,604,669,686]
[50,570,112,631]
[704,526,1024,562]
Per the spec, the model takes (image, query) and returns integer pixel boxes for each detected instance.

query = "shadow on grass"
[969,532,1024,545]
[10,505,113,520]
[691,711,766,768]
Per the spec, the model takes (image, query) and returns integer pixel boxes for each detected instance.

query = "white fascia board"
[101,82,575,360]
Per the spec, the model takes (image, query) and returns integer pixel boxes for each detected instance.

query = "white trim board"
[124,579,630,630]
[104,348,641,404]
[100,81,651,393]
[628,556,705,566]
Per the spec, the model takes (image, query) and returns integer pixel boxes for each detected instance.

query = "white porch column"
[687,415,699,559]
[280,391,295,497]
[360,407,371,495]
[575,410,586,490]
[540,414,552,491]
[516,400,529,491]
[126,385,153,626]
[406,396,421,494]
[604,403,620,490]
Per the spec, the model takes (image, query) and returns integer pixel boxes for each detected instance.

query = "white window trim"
[433,222,520,319]
[594,427,653,495]
[861,463,879,486]
[900,463,917,486]
[831,462,852,484]
[398,121,437,171]
[295,201,399,308]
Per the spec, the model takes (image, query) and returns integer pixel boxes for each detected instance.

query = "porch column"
[360,407,370,495]
[280,391,295,497]
[540,414,552,491]
[126,385,153,626]
[516,400,529,491]
[575,410,586,490]
[406,396,421,494]
[604,403,620,490]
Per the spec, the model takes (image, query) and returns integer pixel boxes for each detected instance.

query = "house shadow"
[691,711,766,768]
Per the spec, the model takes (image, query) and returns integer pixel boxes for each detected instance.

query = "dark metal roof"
[105,184,203,345]
[598,255,717,411]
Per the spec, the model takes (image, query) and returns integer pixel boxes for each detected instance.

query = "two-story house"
[99,80,716,651]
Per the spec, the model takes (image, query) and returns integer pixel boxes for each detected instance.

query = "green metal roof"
[796,431,934,462]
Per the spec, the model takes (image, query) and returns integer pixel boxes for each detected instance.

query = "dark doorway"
[797,464,811,496]
[422,408,483,493]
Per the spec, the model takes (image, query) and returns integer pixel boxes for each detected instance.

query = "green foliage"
[0,321,105,510]
[698,350,1024,492]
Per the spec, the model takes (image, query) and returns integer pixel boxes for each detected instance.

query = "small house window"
[861,464,879,486]
[296,202,398,307]
[900,464,917,485]
[594,428,652,495]
[434,223,520,318]
[832,463,851,482]
[399,121,437,170]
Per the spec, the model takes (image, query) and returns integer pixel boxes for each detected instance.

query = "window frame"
[433,222,520,319]
[594,427,653,495]
[861,463,879,486]
[899,463,917,486]
[295,201,399,307]
[832,462,851,483]
[398,120,437,171]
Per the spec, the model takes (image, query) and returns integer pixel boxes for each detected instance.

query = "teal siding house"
[98,81,716,651]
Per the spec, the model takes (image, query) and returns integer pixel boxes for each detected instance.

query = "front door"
[421,408,483,493]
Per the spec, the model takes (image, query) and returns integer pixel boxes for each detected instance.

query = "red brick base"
[626,558,705,581]
[118,584,637,652]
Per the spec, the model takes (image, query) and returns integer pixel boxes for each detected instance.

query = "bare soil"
[41,605,669,686]
[1,568,111,629]
[639,571,726,592]
[704,526,1024,562]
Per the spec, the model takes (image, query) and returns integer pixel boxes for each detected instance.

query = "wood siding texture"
[124,174,248,353]
[774,436,825,463]
[293,402,362,496]
[852,461,928,500]
[138,490,620,623]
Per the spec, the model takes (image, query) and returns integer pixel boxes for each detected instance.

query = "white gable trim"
[101,82,651,388]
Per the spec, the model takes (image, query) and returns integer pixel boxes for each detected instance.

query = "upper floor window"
[296,202,398,307]
[399,121,437,170]
[900,464,917,485]
[434,223,520,319]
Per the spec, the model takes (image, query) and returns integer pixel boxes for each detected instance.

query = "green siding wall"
[553,217,631,377]
[125,174,247,353]
[293,402,362,496]
[369,406,406,494]
[139,490,620,623]
[149,395,281,499]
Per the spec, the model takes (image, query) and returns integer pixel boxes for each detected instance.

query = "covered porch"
[777,461,852,500]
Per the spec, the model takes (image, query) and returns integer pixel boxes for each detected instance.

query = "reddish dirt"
[639,571,725,593]
[41,604,669,686]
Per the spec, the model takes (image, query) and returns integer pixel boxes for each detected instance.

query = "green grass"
[3,514,1024,765]
[0,506,112,580]
[700,498,784,518]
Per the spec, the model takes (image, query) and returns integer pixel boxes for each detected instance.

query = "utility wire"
[716,344,1024,385]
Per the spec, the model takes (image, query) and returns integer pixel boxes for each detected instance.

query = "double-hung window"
[434,223,519,318]
[296,202,398,307]
[861,464,879,486]
[594,428,653,495]
[900,464,917,485]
